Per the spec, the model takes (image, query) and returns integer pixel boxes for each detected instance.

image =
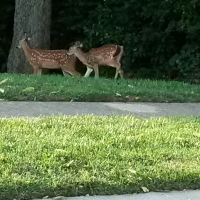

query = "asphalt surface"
[1,101,200,200]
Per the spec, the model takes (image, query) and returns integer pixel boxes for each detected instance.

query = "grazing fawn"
[17,33,80,76]
[67,41,124,79]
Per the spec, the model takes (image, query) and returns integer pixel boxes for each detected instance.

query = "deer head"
[17,32,31,49]
[68,41,83,55]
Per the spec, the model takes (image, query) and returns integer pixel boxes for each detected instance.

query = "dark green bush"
[51,0,200,81]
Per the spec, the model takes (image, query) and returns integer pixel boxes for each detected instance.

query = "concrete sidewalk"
[33,190,200,200]
[0,102,200,117]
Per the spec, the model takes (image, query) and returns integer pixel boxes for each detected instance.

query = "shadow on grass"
[1,177,200,200]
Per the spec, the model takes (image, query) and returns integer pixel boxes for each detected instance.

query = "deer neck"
[21,41,33,60]
[74,48,88,64]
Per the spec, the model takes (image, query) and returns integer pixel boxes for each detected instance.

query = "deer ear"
[75,41,81,45]
[23,32,31,40]
[75,41,83,47]
[24,32,27,38]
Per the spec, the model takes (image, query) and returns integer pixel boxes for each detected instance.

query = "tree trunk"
[7,0,51,73]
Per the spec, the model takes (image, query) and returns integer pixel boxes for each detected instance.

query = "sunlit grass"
[0,73,199,102]
[0,115,200,199]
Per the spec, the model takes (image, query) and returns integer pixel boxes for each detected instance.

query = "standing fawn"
[67,41,124,79]
[17,33,80,76]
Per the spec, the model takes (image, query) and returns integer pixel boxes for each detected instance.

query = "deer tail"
[113,45,123,62]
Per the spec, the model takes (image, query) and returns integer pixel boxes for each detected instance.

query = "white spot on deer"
[37,51,43,56]
[19,38,79,76]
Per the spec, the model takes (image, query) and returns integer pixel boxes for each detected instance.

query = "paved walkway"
[32,190,200,200]
[0,102,200,117]
[1,102,200,200]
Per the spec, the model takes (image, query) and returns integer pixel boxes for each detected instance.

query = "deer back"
[28,48,76,67]
[87,45,121,65]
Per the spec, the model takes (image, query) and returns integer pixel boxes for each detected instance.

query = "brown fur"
[18,37,80,76]
[68,43,124,79]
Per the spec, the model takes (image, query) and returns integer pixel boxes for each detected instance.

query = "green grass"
[0,115,200,199]
[0,73,199,102]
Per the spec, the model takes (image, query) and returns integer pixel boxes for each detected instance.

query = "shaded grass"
[0,115,200,199]
[0,73,199,102]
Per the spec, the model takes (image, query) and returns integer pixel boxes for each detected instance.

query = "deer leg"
[37,68,42,75]
[119,68,124,79]
[62,69,70,76]
[93,64,99,78]
[33,66,39,75]
[69,69,80,76]
[63,69,80,76]
[114,63,123,79]
[84,66,93,77]
[114,69,119,79]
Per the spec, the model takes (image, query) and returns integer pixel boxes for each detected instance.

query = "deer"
[17,33,80,76]
[67,41,124,79]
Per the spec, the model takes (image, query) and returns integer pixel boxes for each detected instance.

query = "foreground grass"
[0,115,200,200]
[0,73,199,102]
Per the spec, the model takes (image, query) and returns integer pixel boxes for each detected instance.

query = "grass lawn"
[0,73,199,102]
[0,115,200,200]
